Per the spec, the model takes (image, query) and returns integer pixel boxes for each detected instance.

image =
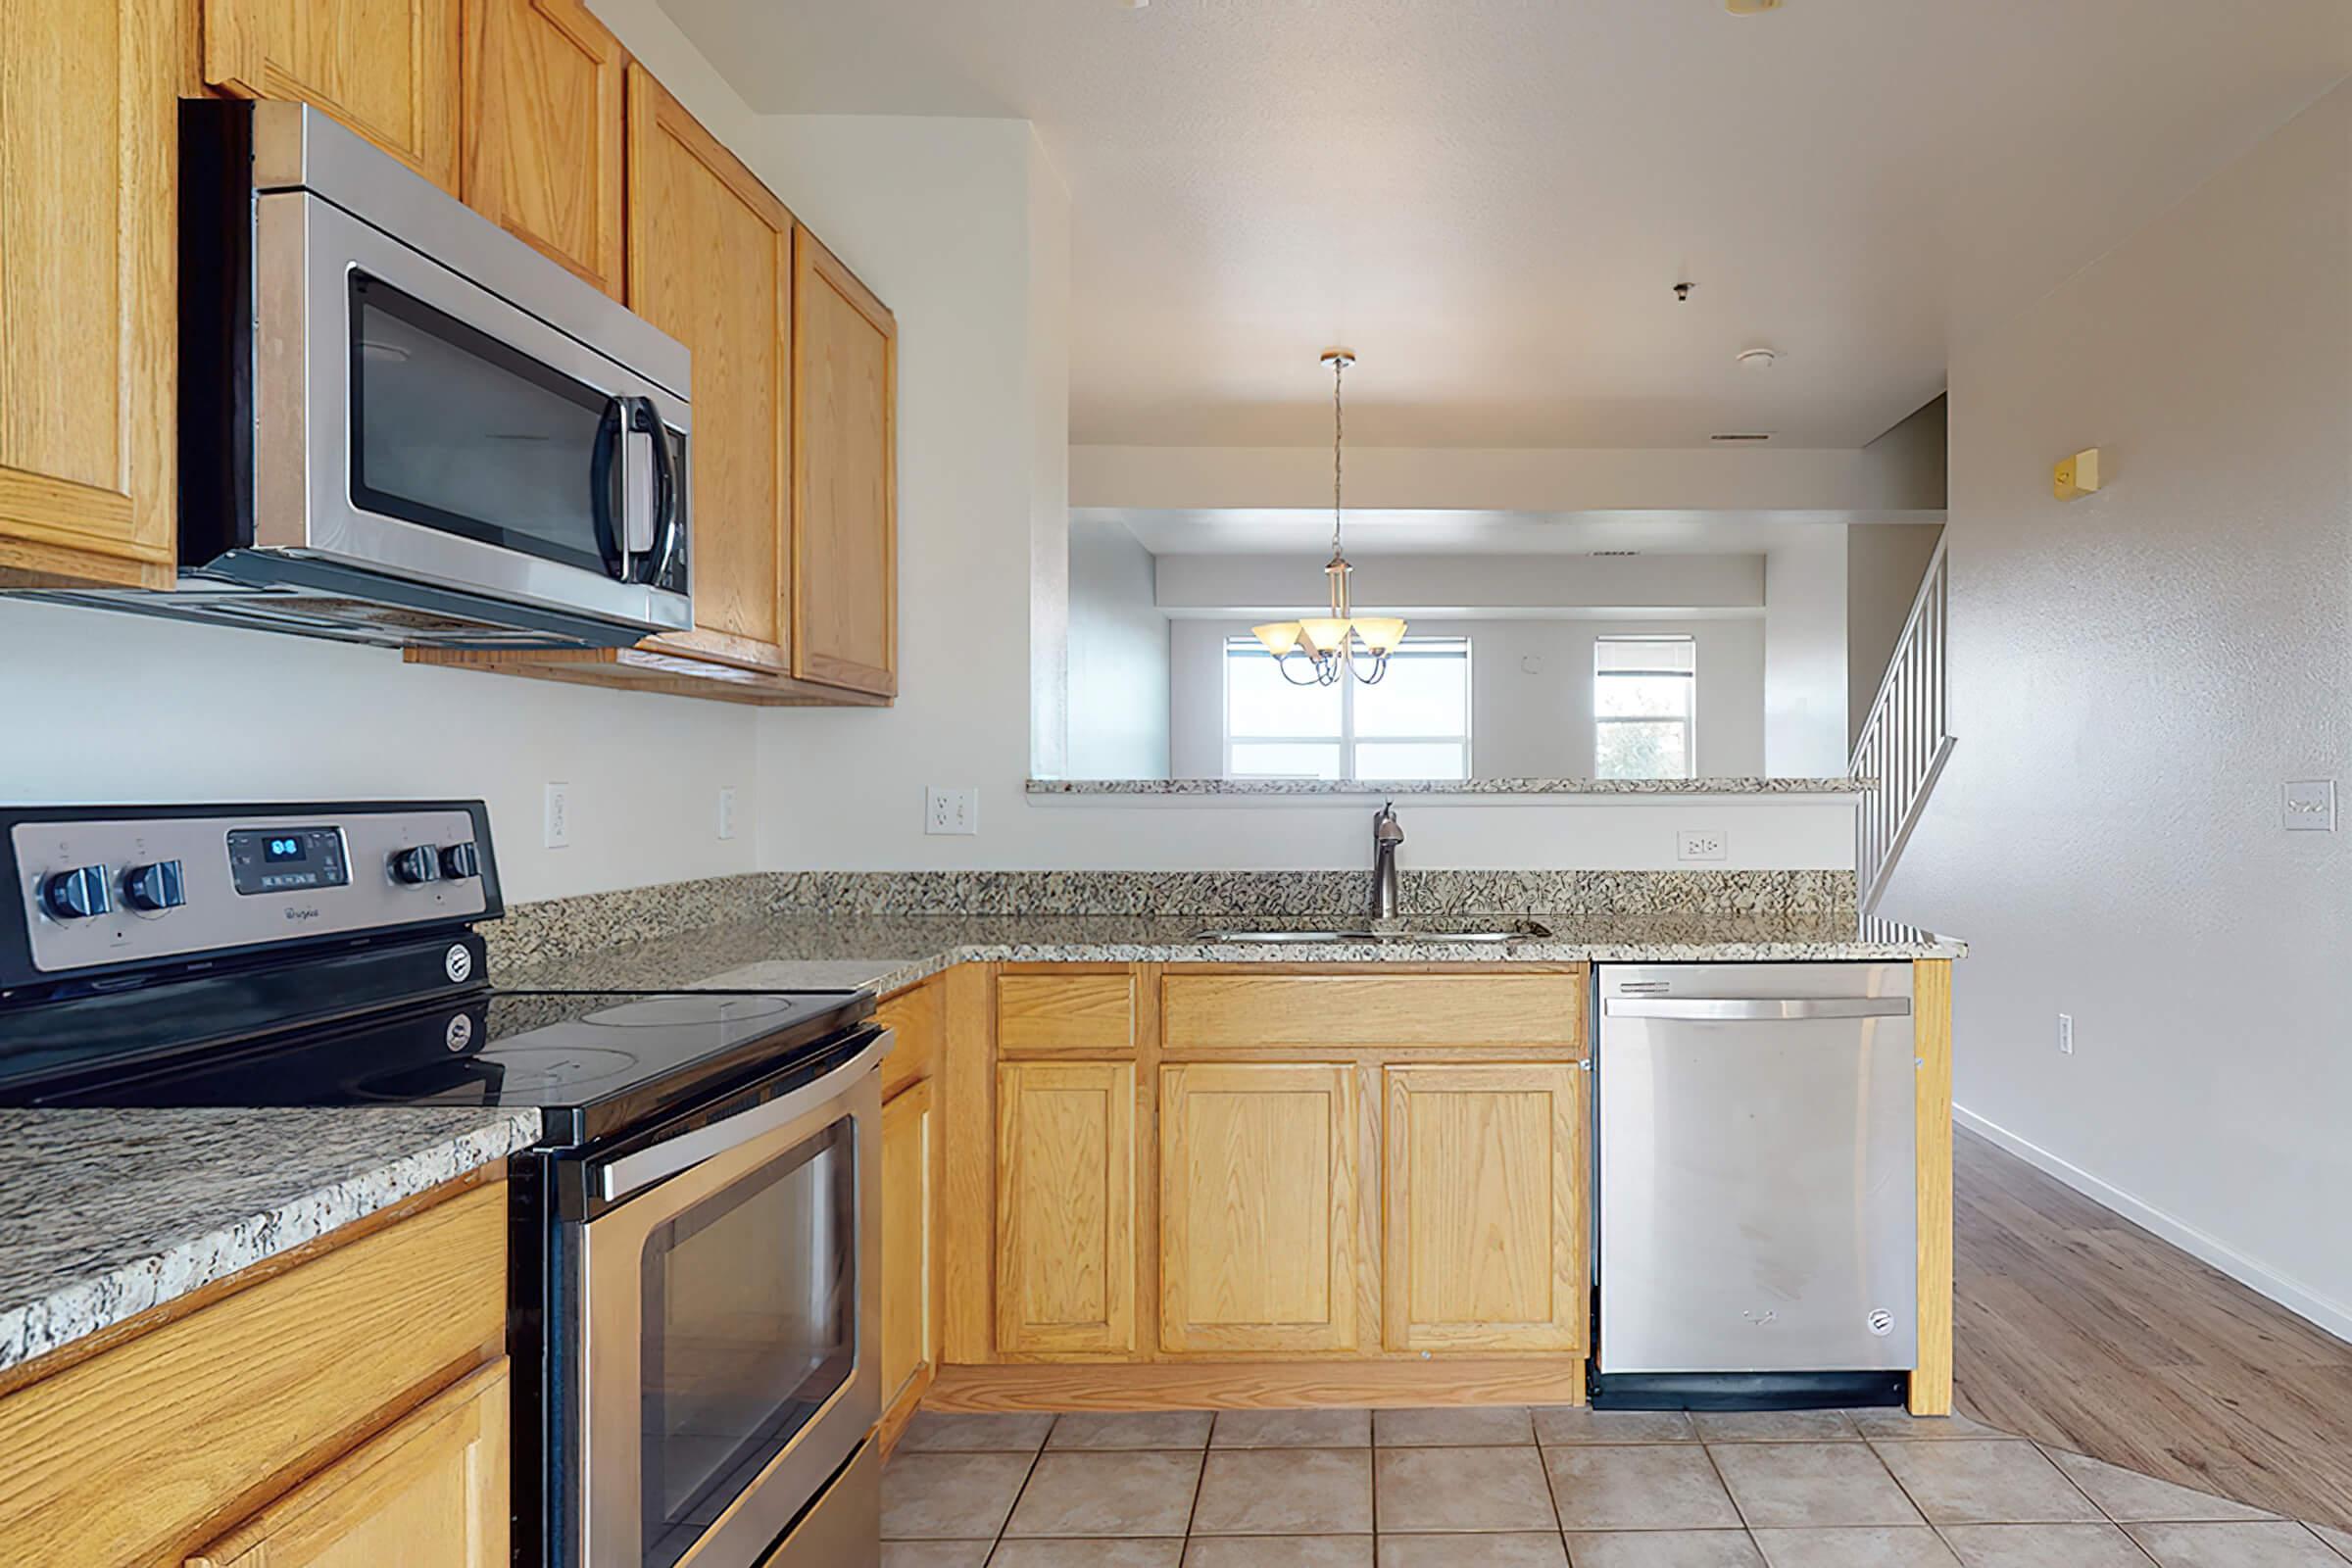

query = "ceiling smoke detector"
[1736,347,1780,368]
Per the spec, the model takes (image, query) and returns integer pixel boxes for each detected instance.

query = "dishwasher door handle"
[1603,996,1913,1020]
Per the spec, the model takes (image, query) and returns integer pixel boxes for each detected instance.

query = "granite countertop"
[499,909,1967,999]
[1028,777,1868,797]
[0,1105,540,1375]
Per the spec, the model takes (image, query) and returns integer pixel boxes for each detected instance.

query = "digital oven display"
[227,827,351,895]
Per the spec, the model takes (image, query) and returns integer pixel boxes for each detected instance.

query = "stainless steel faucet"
[1370,802,1404,920]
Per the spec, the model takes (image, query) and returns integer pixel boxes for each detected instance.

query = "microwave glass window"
[636,1117,858,1568]
[348,274,616,577]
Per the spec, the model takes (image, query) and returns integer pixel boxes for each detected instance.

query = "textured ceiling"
[1094,508,1879,556]
[659,0,2350,449]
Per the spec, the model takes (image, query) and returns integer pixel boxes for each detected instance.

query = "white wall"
[1763,533,1850,774]
[0,602,758,903]
[1885,82,2352,1337]
[1152,553,1766,616]
[1846,522,1946,746]
[1166,617,1765,781]
[1068,519,1171,777]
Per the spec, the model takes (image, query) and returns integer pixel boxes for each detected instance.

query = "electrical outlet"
[543,783,571,850]
[2057,1012,2074,1055]
[1677,828,1727,862]
[925,786,978,836]
[2283,779,2336,832]
[717,786,738,842]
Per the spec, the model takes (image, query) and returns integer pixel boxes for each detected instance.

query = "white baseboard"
[1953,1103,2352,1346]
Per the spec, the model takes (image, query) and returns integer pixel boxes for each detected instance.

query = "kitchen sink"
[1193,919,1553,945]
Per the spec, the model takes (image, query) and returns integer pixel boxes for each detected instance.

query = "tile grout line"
[979,1413,1056,1568]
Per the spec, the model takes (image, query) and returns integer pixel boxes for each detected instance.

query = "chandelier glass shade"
[1251,350,1404,686]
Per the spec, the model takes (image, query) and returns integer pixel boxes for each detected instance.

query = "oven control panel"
[4,803,497,983]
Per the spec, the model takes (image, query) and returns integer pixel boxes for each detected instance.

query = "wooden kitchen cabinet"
[880,1076,936,1411]
[204,0,464,191]
[463,0,627,297]
[1383,1063,1587,1353]
[791,227,898,696]
[1158,1062,1362,1354]
[184,1359,510,1568]
[996,1059,1137,1356]
[0,0,178,590]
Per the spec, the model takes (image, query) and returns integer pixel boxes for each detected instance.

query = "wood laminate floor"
[1951,1125,2352,1532]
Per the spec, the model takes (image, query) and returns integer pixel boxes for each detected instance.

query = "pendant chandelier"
[1252,349,1405,685]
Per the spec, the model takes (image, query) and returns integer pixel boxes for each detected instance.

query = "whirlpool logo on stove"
[282,906,322,922]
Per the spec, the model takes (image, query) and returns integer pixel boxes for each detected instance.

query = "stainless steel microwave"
[24,100,693,649]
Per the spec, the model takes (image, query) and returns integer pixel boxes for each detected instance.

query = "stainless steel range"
[0,802,881,1568]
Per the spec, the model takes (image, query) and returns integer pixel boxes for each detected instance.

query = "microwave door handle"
[1602,997,1913,1020]
[590,396,628,580]
[620,398,659,564]
[596,1030,890,1202]
[637,398,680,584]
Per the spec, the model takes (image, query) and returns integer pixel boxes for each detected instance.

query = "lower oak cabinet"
[1158,1062,1361,1354]
[995,1059,1137,1356]
[880,1074,936,1409]
[0,1180,510,1565]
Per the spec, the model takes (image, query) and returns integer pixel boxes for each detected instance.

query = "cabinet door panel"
[0,0,175,587]
[183,1359,509,1568]
[1384,1064,1587,1352]
[206,0,462,190]
[626,65,790,652]
[1160,1062,1358,1354]
[464,0,625,295]
[791,229,896,696]
[881,1078,935,1406]
[997,1061,1136,1355]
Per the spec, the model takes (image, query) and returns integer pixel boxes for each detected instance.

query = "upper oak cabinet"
[463,0,626,298]
[793,228,898,698]
[0,0,178,590]
[204,0,465,192]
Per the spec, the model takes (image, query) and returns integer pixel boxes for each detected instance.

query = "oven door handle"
[596,1030,889,1202]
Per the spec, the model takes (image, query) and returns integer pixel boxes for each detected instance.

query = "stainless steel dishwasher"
[1595,962,1918,1382]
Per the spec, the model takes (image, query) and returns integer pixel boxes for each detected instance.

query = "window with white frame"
[1224,636,1472,781]
[1593,635,1695,779]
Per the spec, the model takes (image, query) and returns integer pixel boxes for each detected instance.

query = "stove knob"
[389,846,441,886]
[39,865,112,921]
[122,860,186,911]
[438,841,480,881]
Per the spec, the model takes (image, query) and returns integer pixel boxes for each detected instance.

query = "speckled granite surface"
[1028,777,1869,796]
[0,1106,539,1374]
[482,867,1861,971]
[497,909,1965,1000]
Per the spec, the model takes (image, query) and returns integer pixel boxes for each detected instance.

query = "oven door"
[575,1034,884,1568]
[250,187,693,636]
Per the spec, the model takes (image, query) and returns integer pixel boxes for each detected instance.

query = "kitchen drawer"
[999,972,1136,1054]
[1162,973,1584,1049]
[0,1183,507,1565]
[876,979,943,1098]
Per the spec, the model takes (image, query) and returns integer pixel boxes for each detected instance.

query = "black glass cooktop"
[2,985,875,1146]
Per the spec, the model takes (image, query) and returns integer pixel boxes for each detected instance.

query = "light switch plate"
[2283,779,2336,832]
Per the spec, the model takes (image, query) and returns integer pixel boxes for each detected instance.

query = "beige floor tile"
[2311,1524,2352,1564]
[881,1543,995,1568]
[1563,1529,1765,1566]
[1375,1405,1538,1446]
[1183,1538,1374,1568]
[1535,1406,1699,1446]
[1050,1410,1217,1450]
[991,1543,1187,1568]
[1544,1446,1743,1532]
[1843,1410,2017,1443]
[1749,1526,1961,1566]
[2127,1522,2351,1567]
[1213,1407,1373,1448]
[1940,1522,2166,1567]
[1193,1447,1375,1536]
[1004,1450,1204,1539]
[1376,1445,1560,1534]
[2041,1447,2275,1522]
[1871,1442,2101,1526]
[1383,1532,1568,1566]
[895,1410,1057,1453]
[1691,1411,1859,1443]
[1706,1443,1922,1530]
[880,1450,1036,1541]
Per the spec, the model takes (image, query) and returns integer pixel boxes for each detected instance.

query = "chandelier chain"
[1331,354,1345,559]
